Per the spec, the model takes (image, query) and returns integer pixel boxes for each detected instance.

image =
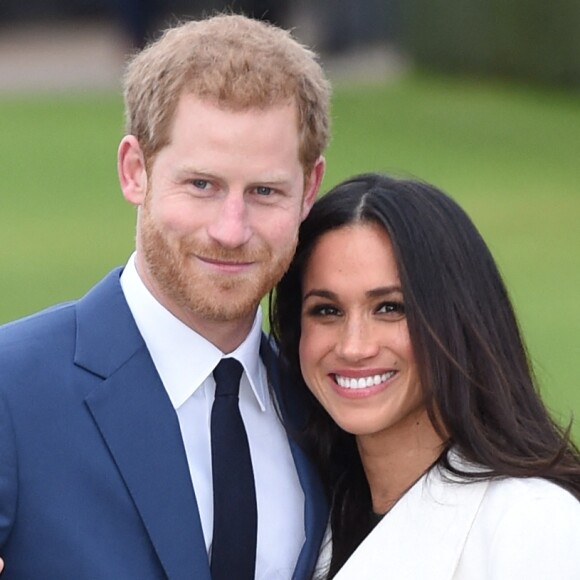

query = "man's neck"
[178,311,257,354]
[131,258,257,353]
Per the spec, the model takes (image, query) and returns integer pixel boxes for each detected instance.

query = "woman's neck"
[357,409,446,514]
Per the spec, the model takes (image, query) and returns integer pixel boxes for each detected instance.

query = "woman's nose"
[335,318,380,362]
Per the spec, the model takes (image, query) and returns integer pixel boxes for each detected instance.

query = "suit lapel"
[260,337,329,580]
[76,269,210,580]
[334,466,489,579]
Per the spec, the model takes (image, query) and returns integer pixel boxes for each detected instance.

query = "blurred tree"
[403,0,580,88]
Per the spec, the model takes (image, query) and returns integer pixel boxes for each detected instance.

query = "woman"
[270,173,580,579]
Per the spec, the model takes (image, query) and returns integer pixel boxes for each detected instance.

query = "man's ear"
[301,156,326,221]
[118,135,148,206]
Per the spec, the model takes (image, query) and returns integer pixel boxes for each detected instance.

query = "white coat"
[325,456,580,579]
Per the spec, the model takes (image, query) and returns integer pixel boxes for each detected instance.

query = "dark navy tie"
[210,358,257,580]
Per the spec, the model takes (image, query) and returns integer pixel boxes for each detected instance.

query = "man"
[0,14,330,579]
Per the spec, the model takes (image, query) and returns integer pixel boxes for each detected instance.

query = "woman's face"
[299,223,426,442]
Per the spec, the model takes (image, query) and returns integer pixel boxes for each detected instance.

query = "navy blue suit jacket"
[0,268,328,579]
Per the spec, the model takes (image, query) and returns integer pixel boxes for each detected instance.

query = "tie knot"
[213,358,243,397]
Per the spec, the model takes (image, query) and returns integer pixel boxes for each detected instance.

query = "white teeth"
[335,371,395,389]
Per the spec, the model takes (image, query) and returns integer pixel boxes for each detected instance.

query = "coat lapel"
[334,465,490,580]
[261,336,329,580]
[75,269,210,580]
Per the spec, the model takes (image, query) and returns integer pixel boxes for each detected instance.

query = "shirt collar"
[120,253,268,411]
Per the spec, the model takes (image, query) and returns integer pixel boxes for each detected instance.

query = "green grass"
[0,93,135,313]
[1,73,579,440]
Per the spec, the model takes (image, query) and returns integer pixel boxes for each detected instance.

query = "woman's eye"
[377,301,405,318]
[306,304,341,317]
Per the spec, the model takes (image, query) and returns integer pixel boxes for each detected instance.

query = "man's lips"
[196,255,254,272]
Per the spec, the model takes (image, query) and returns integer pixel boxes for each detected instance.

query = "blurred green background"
[1,71,578,440]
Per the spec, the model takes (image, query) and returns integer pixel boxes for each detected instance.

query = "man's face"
[123,94,323,339]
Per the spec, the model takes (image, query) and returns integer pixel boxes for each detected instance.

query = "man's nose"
[207,192,252,248]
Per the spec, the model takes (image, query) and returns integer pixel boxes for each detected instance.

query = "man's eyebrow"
[175,167,217,179]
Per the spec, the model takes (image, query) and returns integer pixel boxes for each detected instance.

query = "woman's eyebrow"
[303,286,402,301]
[303,289,337,301]
[366,286,402,298]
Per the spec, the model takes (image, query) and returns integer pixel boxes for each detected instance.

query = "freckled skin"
[299,224,427,443]
[299,223,445,511]
[118,94,324,351]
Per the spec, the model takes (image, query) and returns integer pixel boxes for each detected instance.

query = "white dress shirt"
[120,254,305,579]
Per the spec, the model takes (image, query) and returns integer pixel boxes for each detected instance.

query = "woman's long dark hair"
[270,173,580,577]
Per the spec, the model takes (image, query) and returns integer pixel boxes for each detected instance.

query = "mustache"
[181,240,271,263]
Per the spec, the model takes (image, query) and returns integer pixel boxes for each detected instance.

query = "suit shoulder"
[0,301,77,348]
[0,268,123,354]
[0,302,79,388]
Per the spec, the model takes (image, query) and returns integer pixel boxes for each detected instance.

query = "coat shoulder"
[457,477,580,579]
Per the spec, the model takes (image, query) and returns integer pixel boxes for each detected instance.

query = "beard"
[138,201,297,323]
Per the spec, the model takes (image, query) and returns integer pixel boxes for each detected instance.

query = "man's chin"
[190,301,259,323]
[182,284,260,322]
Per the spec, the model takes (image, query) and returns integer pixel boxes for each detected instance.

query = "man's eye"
[192,179,210,189]
[255,186,273,196]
